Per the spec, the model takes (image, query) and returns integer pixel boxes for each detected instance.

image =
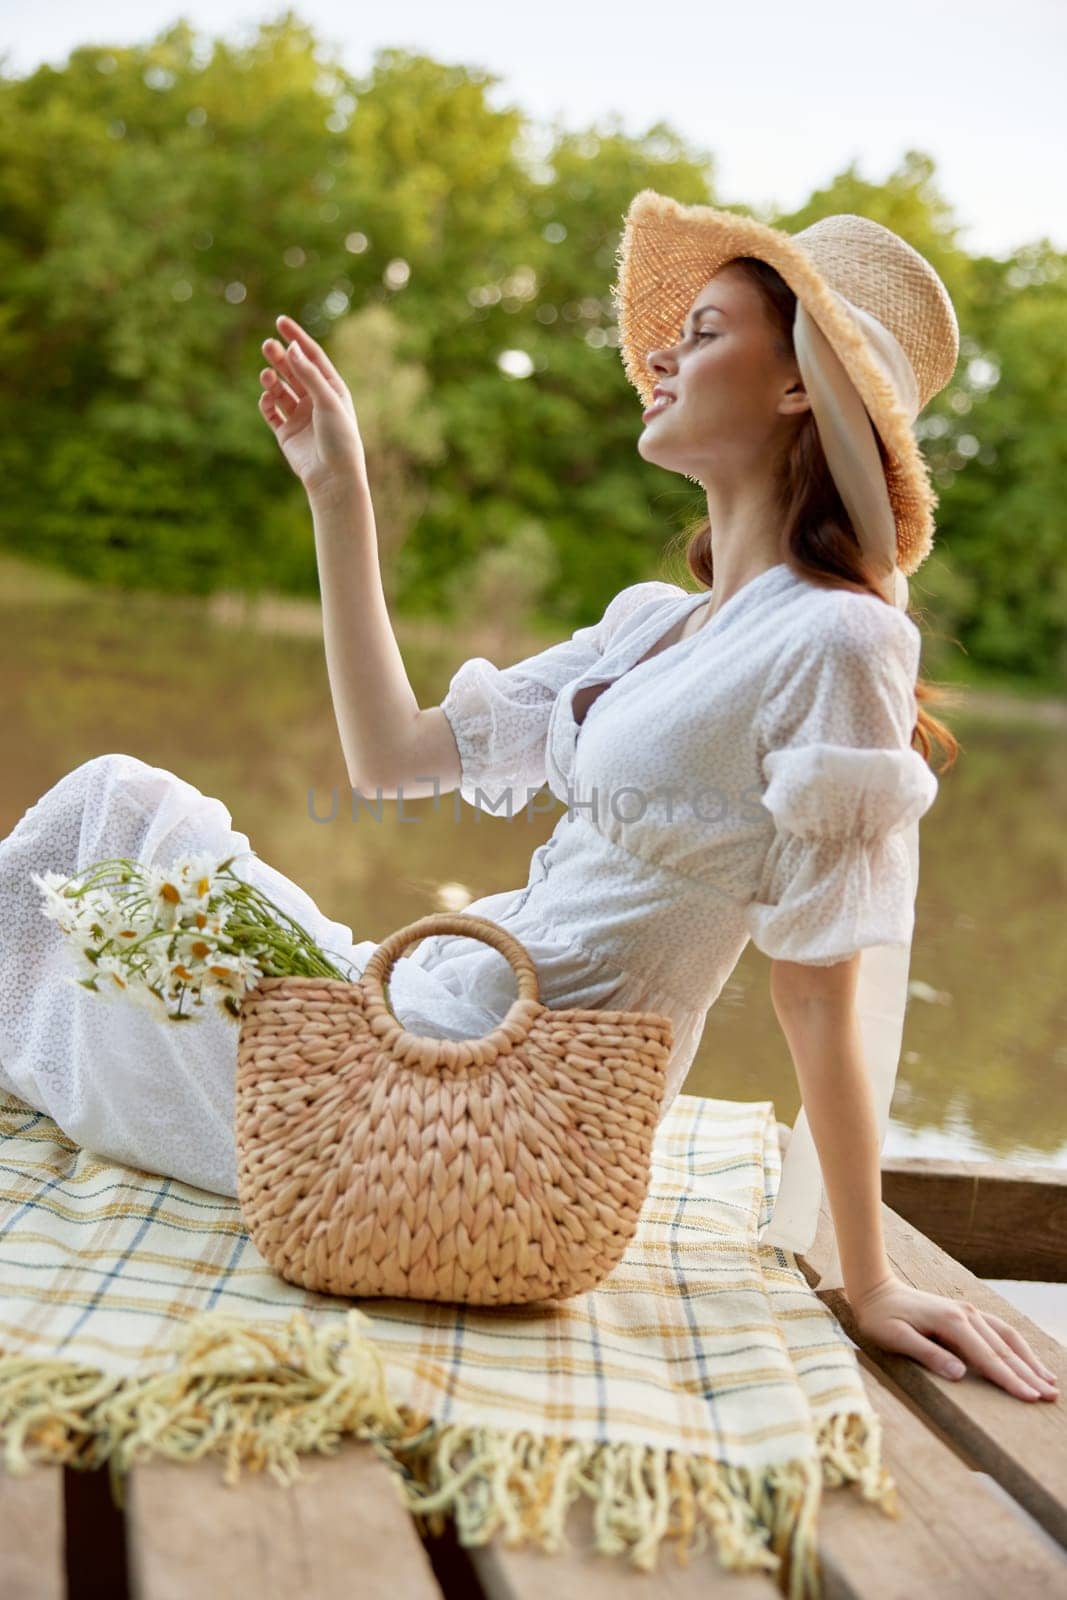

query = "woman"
[0,194,1056,1406]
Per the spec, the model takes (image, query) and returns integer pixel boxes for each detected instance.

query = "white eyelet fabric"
[0,564,937,1215]
[0,757,365,1195]
[439,581,673,809]
[743,594,938,965]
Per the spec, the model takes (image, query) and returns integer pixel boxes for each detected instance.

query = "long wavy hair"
[678,256,958,775]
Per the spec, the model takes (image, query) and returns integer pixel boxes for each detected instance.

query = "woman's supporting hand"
[259,314,367,500]
[850,1271,1060,1401]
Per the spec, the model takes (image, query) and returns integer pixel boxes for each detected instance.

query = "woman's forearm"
[307,477,422,791]
[771,963,893,1303]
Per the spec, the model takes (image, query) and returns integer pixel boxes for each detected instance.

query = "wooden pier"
[4,1130,1065,1598]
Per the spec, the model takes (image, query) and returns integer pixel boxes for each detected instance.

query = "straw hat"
[611,190,961,589]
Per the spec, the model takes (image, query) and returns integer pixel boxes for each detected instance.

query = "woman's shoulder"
[598,579,688,638]
[605,577,687,615]
[787,580,922,669]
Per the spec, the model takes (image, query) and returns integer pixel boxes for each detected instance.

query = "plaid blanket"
[0,1086,896,1600]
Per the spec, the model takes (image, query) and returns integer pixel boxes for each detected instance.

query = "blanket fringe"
[0,1309,898,1600]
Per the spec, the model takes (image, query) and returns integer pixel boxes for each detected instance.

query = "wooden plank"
[464,1488,784,1597]
[879,1157,1067,1281]
[778,1125,1067,1554]
[127,1439,445,1600]
[818,1356,1067,1596]
[0,1466,65,1600]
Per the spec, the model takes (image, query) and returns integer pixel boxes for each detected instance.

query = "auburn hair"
[678,255,958,775]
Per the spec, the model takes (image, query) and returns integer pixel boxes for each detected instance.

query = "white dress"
[0,561,938,1286]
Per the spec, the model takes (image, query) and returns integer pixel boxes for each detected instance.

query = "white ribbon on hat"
[794,295,918,607]
[759,296,924,1291]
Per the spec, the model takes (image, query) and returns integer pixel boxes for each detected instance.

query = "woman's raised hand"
[259,314,367,499]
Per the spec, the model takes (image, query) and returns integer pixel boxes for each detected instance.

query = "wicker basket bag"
[234,912,674,1306]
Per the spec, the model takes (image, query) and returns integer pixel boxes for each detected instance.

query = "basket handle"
[360,913,543,1072]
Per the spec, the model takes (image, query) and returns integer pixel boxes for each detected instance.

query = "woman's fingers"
[929,1305,1056,1399]
[275,315,349,400]
[978,1310,1059,1393]
[285,341,343,408]
[878,1318,975,1382]
[262,337,307,400]
[984,1309,1059,1381]
[260,367,298,413]
[258,387,286,430]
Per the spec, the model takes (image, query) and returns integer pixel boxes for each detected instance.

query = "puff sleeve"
[438,580,680,809]
[745,594,938,965]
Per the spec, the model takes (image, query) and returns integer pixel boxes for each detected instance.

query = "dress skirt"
[0,753,509,1196]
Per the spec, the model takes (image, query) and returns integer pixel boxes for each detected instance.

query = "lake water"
[3,565,1064,1347]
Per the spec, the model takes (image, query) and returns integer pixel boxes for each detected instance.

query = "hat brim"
[612,190,943,577]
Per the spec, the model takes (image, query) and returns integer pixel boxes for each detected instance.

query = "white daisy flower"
[170,851,222,906]
[143,864,187,930]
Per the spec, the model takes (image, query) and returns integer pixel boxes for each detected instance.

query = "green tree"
[0,20,1062,689]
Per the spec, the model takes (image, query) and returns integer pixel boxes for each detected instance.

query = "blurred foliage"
[0,13,1064,687]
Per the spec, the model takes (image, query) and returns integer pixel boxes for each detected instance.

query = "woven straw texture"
[235,913,674,1305]
[611,189,961,575]
[0,1084,897,1599]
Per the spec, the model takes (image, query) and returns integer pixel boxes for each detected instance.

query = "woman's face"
[637,264,807,483]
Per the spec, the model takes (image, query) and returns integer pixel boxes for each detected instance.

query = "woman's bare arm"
[769,955,891,1302]
[769,955,1058,1398]
[258,316,461,799]
[307,478,461,799]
